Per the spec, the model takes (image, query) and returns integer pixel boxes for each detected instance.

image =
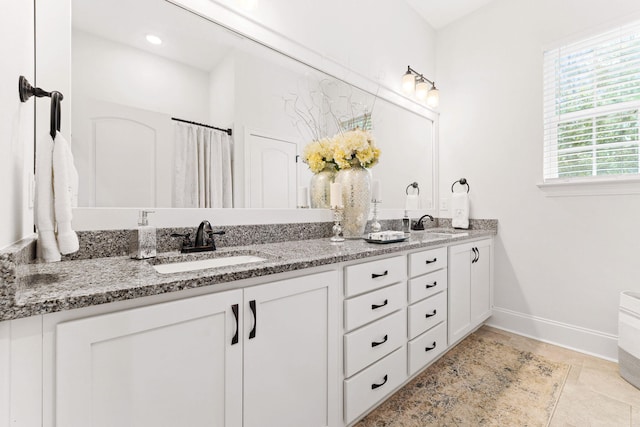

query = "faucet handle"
[411,220,425,231]
[170,232,192,248]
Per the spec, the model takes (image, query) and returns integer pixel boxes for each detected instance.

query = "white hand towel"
[35,133,61,262]
[451,192,470,229]
[53,131,79,254]
[405,194,420,211]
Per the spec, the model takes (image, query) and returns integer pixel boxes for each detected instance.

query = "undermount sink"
[414,231,470,240]
[152,253,267,274]
[425,232,469,238]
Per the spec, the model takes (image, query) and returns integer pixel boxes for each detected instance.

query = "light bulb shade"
[415,80,429,100]
[402,72,415,94]
[426,87,440,108]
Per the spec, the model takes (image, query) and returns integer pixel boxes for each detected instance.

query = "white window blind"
[543,21,640,182]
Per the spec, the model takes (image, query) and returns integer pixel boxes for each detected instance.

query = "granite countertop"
[1,228,495,321]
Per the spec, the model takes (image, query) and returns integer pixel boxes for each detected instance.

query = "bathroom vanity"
[0,226,494,427]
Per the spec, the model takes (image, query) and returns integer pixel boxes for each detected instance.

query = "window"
[340,112,372,132]
[543,21,640,183]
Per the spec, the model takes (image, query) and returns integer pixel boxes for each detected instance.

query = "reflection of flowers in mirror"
[302,138,336,174]
[302,128,380,174]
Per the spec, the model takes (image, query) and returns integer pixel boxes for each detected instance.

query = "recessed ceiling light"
[146,34,162,45]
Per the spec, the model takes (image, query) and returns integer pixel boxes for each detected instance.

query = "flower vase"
[309,165,336,208]
[334,164,371,238]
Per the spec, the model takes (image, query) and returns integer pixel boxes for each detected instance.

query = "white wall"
[73,30,210,122]
[208,53,235,128]
[436,0,640,359]
[0,2,35,249]
[207,0,436,99]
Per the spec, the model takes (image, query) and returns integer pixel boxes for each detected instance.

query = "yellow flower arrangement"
[302,129,380,173]
[332,128,380,170]
[302,137,337,174]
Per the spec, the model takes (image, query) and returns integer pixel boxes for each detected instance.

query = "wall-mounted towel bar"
[19,76,63,139]
[451,178,470,193]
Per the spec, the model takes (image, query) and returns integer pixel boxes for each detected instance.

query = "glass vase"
[334,163,371,238]
[309,165,336,209]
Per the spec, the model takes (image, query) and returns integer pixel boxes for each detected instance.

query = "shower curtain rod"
[171,117,232,136]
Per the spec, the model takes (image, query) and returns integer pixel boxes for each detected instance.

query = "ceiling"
[404,0,497,29]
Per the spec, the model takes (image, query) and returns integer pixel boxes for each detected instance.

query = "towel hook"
[406,182,420,195]
[451,178,470,193]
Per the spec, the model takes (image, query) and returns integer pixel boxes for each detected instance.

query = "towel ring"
[50,92,62,139]
[18,76,64,139]
[451,178,470,193]
[406,182,420,195]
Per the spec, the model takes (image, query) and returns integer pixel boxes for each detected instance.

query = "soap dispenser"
[129,210,157,259]
[402,210,411,235]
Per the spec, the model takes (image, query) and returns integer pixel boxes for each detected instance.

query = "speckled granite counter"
[1,226,496,321]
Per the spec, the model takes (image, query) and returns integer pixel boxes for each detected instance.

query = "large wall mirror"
[38,0,437,215]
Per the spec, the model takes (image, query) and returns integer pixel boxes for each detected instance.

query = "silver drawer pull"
[425,309,437,318]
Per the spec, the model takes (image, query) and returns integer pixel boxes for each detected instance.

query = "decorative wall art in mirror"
[38,0,437,214]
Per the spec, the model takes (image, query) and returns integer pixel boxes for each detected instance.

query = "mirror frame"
[35,0,439,230]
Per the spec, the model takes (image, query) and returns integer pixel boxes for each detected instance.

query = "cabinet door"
[243,271,339,427]
[448,243,473,345]
[56,290,243,427]
[471,239,492,326]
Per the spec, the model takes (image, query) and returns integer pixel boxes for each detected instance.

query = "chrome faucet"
[411,214,435,231]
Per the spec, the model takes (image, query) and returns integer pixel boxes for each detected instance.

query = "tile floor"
[476,326,640,427]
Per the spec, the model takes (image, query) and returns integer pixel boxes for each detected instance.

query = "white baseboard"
[487,307,619,362]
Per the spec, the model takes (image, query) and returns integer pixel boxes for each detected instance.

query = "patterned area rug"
[355,334,570,427]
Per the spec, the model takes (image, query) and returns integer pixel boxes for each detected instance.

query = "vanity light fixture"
[402,66,439,108]
[146,34,162,45]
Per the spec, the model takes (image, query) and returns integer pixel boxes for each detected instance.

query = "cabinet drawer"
[344,282,406,332]
[345,256,406,297]
[408,321,447,376]
[408,269,448,304]
[344,309,406,377]
[409,247,447,278]
[407,291,447,339]
[344,346,407,424]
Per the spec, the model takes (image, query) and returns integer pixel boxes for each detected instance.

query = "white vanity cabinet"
[407,246,448,376]
[56,290,244,427]
[448,239,493,345]
[4,235,496,427]
[343,256,408,424]
[242,271,339,427]
[55,271,339,427]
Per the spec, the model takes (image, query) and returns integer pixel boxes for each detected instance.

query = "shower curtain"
[173,122,233,208]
